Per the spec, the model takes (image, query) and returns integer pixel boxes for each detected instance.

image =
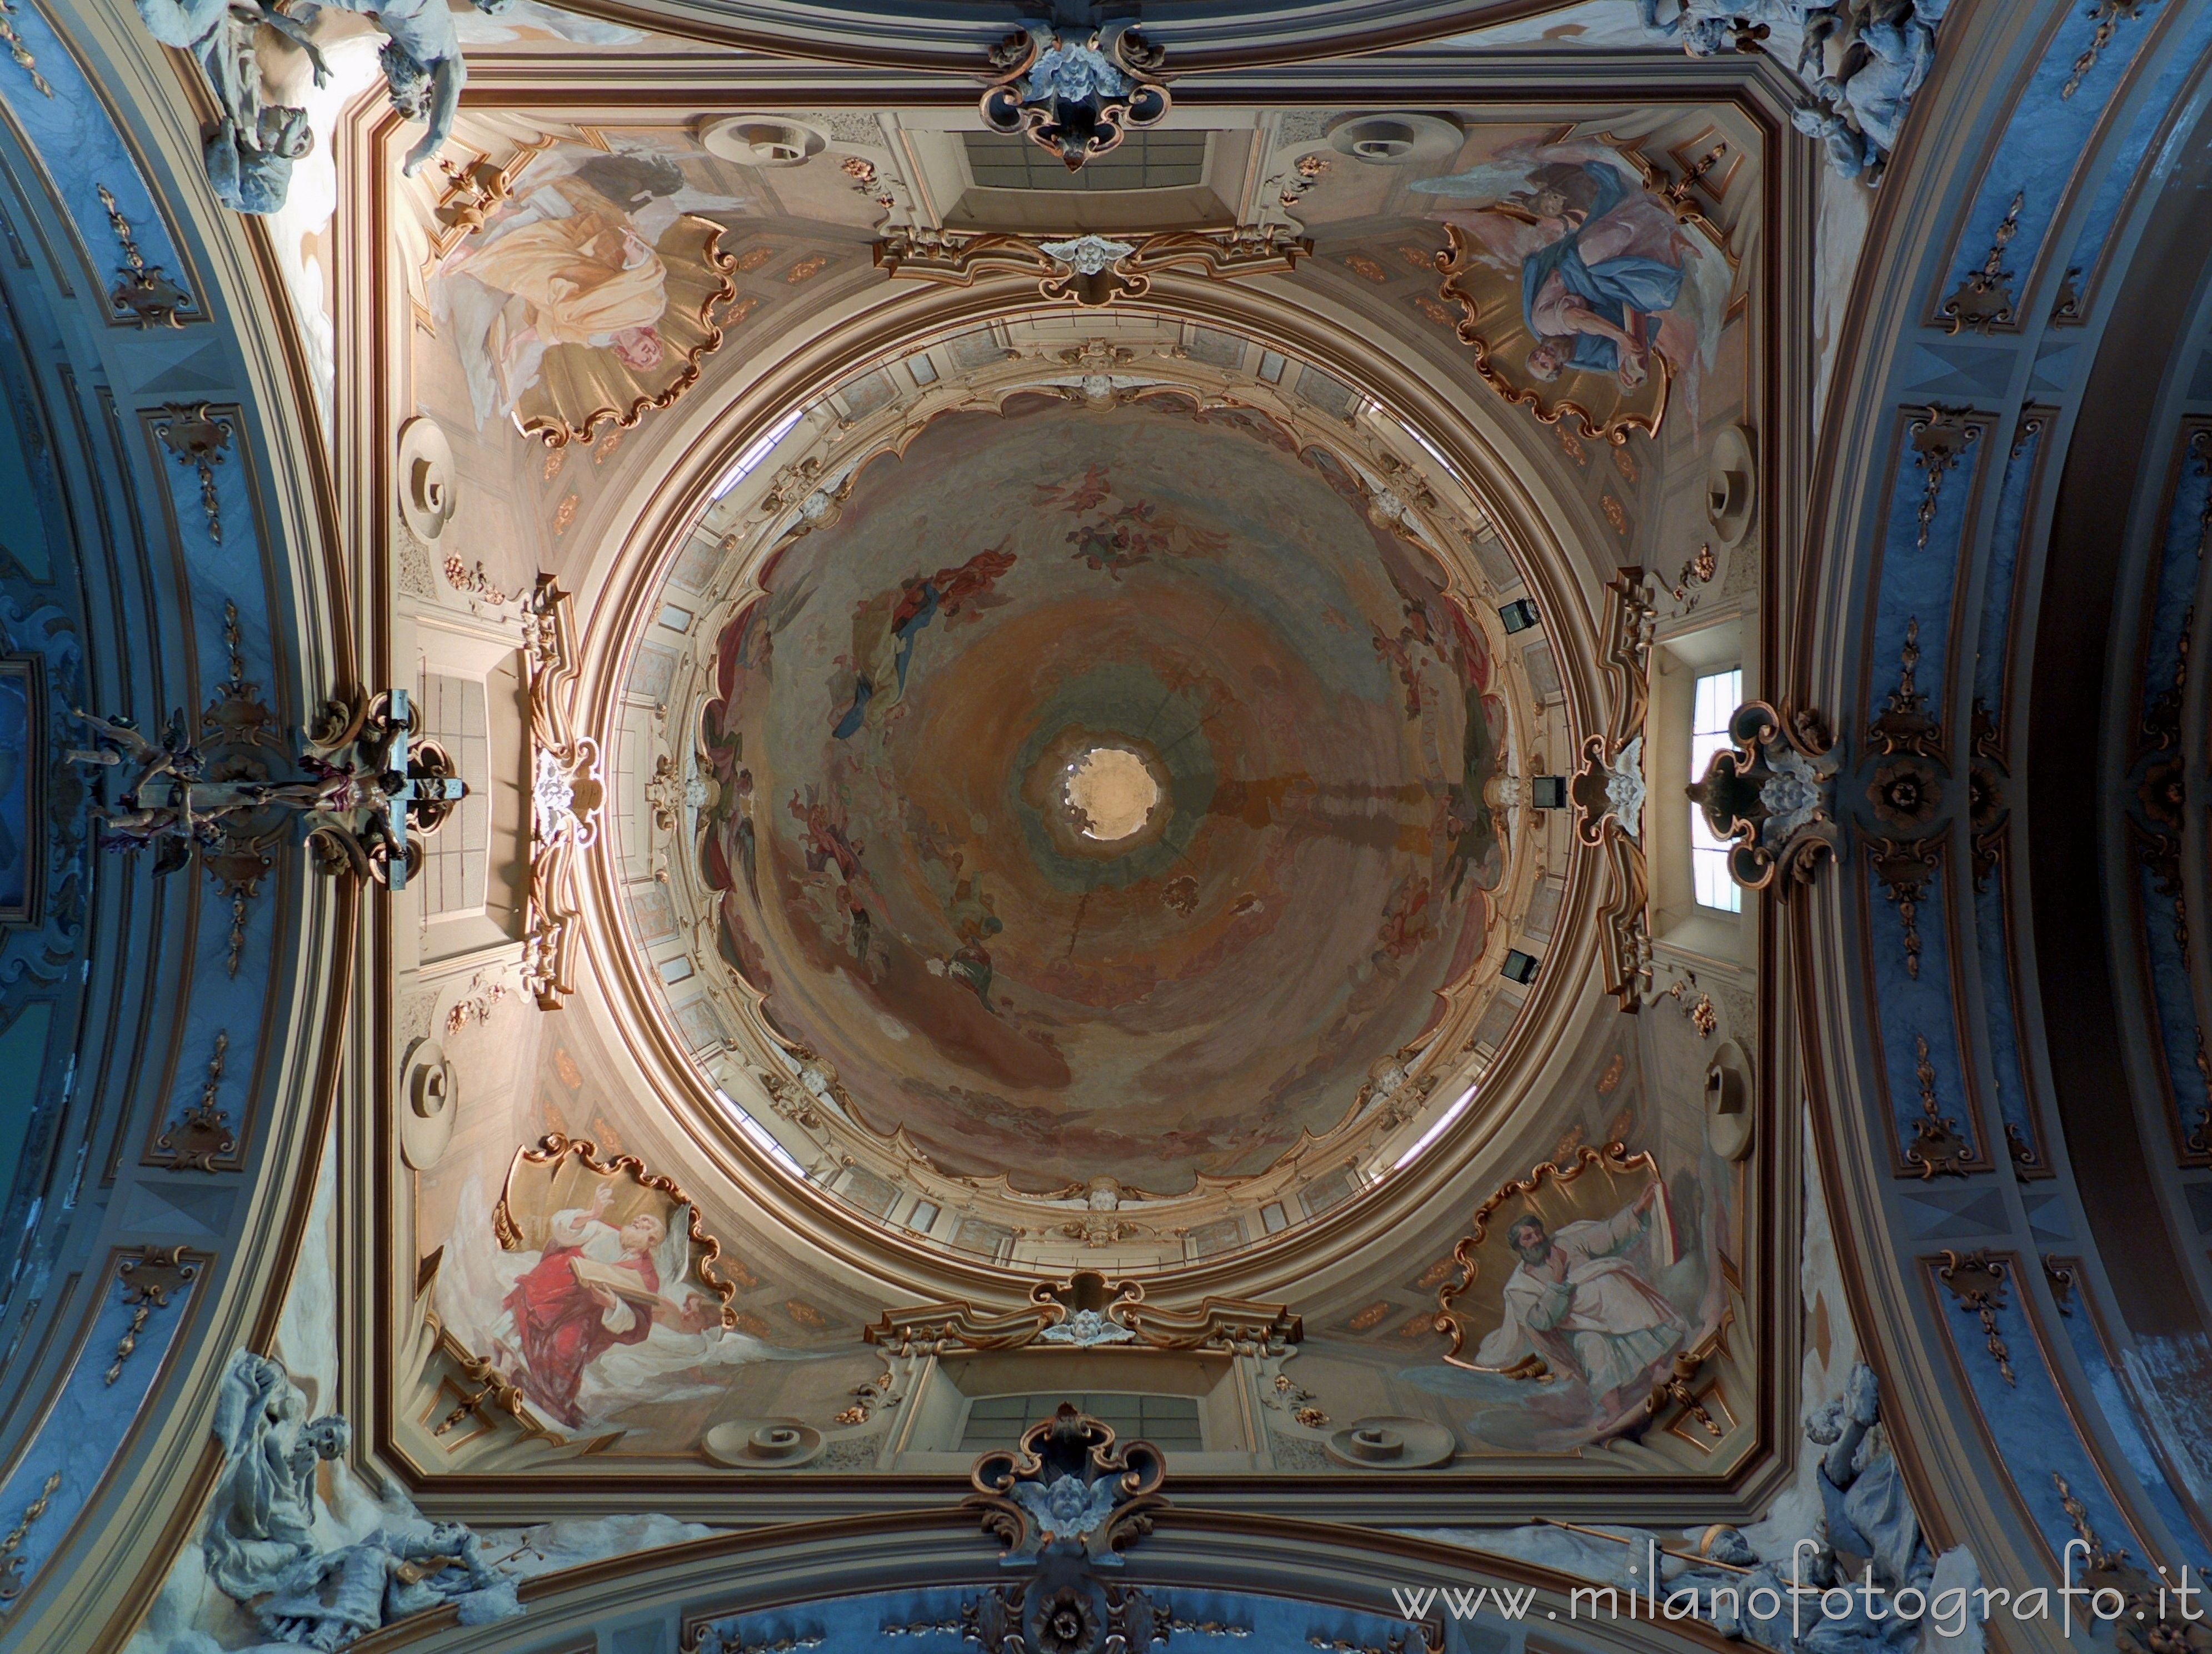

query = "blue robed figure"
[1516,162,1685,378]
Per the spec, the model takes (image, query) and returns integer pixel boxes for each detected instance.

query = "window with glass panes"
[961,131,1207,192]
[958,1392,1204,1452]
[1689,668,1743,913]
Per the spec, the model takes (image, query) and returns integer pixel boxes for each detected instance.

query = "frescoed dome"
[690,396,1515,1192]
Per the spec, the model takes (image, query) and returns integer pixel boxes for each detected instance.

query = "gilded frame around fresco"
[1432,1141,1665,1374]
[491,1133,745,1330]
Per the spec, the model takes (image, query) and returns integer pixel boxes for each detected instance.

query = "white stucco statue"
[203,1352,351,1602]
[202,1351,521,1650]
[132,0,510,212]
[253,1523,520,1651]
[1634,0,1949,179]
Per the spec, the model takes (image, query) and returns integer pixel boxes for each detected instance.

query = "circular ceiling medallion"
[1325,111,1465,167]
[700,115,827,168]
[702,1418,825,1467]
[395,416,457,542]
[398,1036,458,1170]
[1325,1415,1457,1469]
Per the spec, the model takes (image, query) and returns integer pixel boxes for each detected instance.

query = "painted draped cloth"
[1520,161,1685,373]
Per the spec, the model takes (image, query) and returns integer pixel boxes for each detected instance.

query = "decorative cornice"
[1903,1035,1974,1180]
[105,1247,199,1385]
[1686,699,1840,893]
[1934,1251,2014,1384]
[966,1402,1167,1563]
[1867,836,1941,981]
[866,1269,1299,1357]
[1938,190,2023,335]
[978,23,1169,172]
[873,226,1308,308]
[150,1033,237,1173]
[522,580,602,1010]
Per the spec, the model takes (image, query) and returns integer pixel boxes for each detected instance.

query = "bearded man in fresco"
[501,1207,670,1428]
[1474,1182,1686,1415]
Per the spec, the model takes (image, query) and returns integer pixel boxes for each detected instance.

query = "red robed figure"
[505,1243,657,1427]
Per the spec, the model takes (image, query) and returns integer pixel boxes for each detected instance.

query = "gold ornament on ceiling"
[874,225,1307,308]
[979,23,1170,172]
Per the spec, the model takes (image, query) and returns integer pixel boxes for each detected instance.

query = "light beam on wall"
[1391,1082,1477,1173]
[712,406,807,499]
[713,1087,808,1177]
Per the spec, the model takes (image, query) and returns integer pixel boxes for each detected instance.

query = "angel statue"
[1634,0,1950,179]
[1012,1472,1121,1547]
[202,1352,351,1601]
[133,0,509,214]
[313,0,516,178]
[254,1522,519,1650]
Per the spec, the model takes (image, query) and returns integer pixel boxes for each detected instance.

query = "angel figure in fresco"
[1064,496,1231,580]
[1067,513,1156,580]
[1032,463,1115,514]
[1475,1183,1686,1416]
[1418,140,1731,436]
[1373,873,1434,965]
[731,769,758,900]
[1440,684,1506,902]
[829,543,1017,738]
[788,785,864,882]
[927,941,998,1012]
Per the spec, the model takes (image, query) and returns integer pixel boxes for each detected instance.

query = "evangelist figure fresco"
[1477,1185,1685,1411]
[1416,137,1734,439]
[437,1141,775,1433]
[1391,1116,1730,1451]
[430,137,751,437]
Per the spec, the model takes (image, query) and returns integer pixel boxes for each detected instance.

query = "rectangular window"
[414,671,488,917]
[958,1392,1204,1453]
[1689,668,1743,913]
[962,131,1207,192]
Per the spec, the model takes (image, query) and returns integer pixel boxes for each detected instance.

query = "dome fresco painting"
[3,4,2209,1654]
[690,399,1514,1191]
